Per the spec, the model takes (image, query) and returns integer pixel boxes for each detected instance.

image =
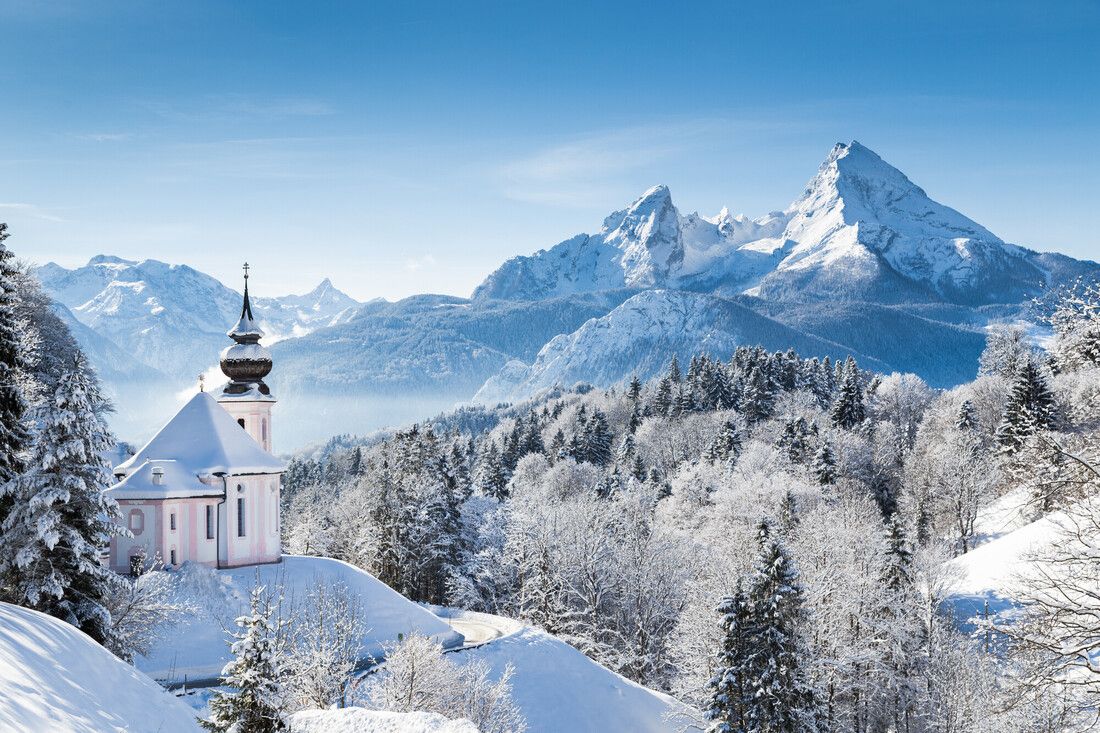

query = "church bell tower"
[217,262,276,452]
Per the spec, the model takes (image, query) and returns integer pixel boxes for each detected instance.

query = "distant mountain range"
[35,142,1100,449]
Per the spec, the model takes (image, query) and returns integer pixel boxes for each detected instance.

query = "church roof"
[106,459,224,500]
[114,392,284,478]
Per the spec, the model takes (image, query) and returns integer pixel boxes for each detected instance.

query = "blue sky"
[1,0,1097,300]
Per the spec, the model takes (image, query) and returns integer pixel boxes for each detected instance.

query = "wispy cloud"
[495,120,724,206]
[74,132,132,142]
[0,203,65,222]
[142,93,335,123]
[404,254,437,272]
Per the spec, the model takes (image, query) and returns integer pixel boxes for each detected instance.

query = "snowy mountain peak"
[87,254,137,266]
[600,184,683,287]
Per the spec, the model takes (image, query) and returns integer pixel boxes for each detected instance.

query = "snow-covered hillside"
[444,613,690,733]
[0,602,201,733]
[140,556,461,682]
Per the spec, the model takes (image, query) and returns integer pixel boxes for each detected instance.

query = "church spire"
[228,261,264,342]
[220,262,272,395]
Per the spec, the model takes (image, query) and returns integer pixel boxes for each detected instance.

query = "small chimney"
[151,466,165,486]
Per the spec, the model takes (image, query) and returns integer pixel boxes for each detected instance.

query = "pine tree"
[653,376,673,416]
[628,374,643,402]
[668,355,682,384]
[830,357,865,429]
[777,417,815,465]
[348,446,363,476]
[740,366,774,425]
[203,586,286,732]
[996,359,1057,454]
[706,420,742,463]
[584,409,613,467]
[0,224,31,528]
[0,354,122,645]
[630,454,647,482]
[813,440,836,486]
[628,401,642,434]
[549,428,567,462]
[616,433,637,465]
[741,520,817,732]
[522,412,545,456]
[955,399,977,431]
[474,442,509,500]
[704,586,751,733]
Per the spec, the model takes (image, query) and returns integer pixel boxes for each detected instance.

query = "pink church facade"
[106,267,284,574]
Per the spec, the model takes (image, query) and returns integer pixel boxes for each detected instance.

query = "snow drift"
[0,601,201,733]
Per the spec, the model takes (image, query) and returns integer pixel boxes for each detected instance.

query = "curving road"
[447,616,504,648]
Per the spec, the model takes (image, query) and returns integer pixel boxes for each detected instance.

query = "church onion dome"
[220,263,273,395]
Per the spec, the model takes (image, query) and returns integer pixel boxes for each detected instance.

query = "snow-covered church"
[106,266,284,574]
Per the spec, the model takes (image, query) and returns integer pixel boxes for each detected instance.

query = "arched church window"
[238,418,246,430]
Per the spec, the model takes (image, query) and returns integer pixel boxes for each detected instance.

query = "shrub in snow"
[282,579,366,711]
[362,633,525,733]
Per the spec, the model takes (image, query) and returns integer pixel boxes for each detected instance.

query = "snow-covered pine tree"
[0,353,122,646]
[474,441,509,500]
[704,587,751,733]
[653,376,674,416]
[628,374,643,402]
[0,224,31,527]
[878,516,922,730]
[522,412,545,457]
[830,357,866,429]
[995,359,1056,454]
[740,366,774,425]
[777,417,815,465]
[549,428,567,462]
[203,585,286,733]
[668,355,682,384]
[955,399,977,431]
[741,520,818,732]
[705,420,742,464]
[584,409,613,467]
[616,433,637,465]
[813,440,836,486]
[348,446,363,476]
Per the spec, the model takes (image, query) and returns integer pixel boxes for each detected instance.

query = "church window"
[170,512,176,531]
[238,418,246,429]
[128,509,144,536]
[262,418,267,444]
[206,505,215,539]
[169,549,177,565]
[237,498,246,537]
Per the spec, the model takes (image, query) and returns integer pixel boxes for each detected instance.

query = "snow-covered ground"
[142,555,461,683]
[0,602,201,733]
[289,708,478,733]
[945,488,1069,626]
[438,609,691,733]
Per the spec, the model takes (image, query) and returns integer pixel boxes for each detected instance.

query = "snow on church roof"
[114,391,284,479]
[106,459,224,500]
